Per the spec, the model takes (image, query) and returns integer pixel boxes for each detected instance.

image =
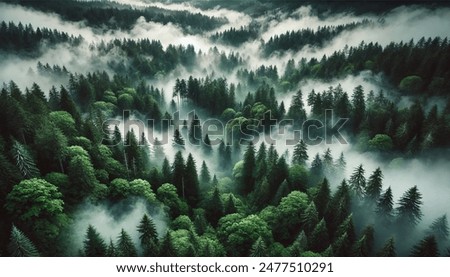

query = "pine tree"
[224,143,232,169]
[301,202,319,234]
[137,214,159,256]
[188,114,201,145]
[160,232,176,257]
[309,219,329,253]
[117,229,138,257]
[290,231,308,256]
[376,187,394,225]
[309,153,323,186]
[83,225,107,257]
[292,140,308,165]
[349,164,366,198]
[334,152,346,179]
[253,177,270,210]
[11,140,40,178]
[427,215,449,242]
[365,167,383,204]
[205,186,224,227]
[378,237,396,257]
[106,239,117,257]
[353,225,374,257]
[184,153,200,206]
[250,237,268,257]
[8,225,39,257]
[326,179,352,237]
[153,137,165,162]
[335,214,356,244]
[411,235,439,257]
[396,186,423,227]
[199,161,211,188]
[313,178,331,218]
[332,232,350,257]
[351,85,366,131]
[172,151,185,197]
[241,142,256,195]
[255,143,268,183]
[224,194,238,214]
[161,157,172,184]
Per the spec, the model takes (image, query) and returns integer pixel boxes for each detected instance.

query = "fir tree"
[172,151,185,197]
[309,219,329,253]
[11,140,40,178]
[378,237,396,257]
[117,229,138,257]
[250,237,268,257]
[173,129,185,149]
[301,202,319,234]
[427,215,449,242]
[241,142,256,195]
[376,187,394,225]
[292,140,308,165]
[224,194,238,214]
[83,225,107,257]
[199,161,211,188]
[205,186,224,227]
[137,214,159,256]
[365,167,383,204]
[202,134,212,155]
[411,235,439,257]
[396,186,423,227]
[8,225,39,257]
[160,232,176,257]
[184,153,200,206]
[349,164,366,198]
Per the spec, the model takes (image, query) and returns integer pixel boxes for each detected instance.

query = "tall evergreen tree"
[199,161,211,188]
[378,237,396,257]
[11,140,40,178]
[353,225,374,257]
[250,237,268,257]
[351,85,366,131]
[224,194,238,215]
[349,164,366,198]
[309,219,329,253]
[365,167,383,204]
[301,202,319,234]
[172,151,185,197]
[8,225,39,257]
[159,232,176,257]
[205,186,224,227]
[309,153,323,186]
[411,235,439,257]
[313,178,331,218]
[396,186,423,227]
[106,239,117,257]
[427,215,449,242]
[202,134,212,155]
[184,153,200,206]
[161,157,172,184]
[322,148,334,177]
[292,140,308,165]
[137,214,159,256]
[117,229,138,257]
[375,187,394,225]
[241,142,256,195]
[83,225,107,257]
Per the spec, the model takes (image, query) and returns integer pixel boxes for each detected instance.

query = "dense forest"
[0,0,450,257]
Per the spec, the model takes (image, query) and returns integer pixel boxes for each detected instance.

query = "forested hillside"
[0,0,449,257]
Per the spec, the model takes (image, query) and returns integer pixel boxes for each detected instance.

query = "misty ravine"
[0,0,450,257]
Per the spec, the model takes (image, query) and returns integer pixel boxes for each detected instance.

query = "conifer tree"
[205,186,224,227]
[411,235,439,257]
[83,225,107,257]
[301,202,319,234]
[137,214,159,256]
[241,142,256,195]
[376,187,394,225]
[199,161,211,188]
[396,186,423,227]
[250,237,268,257]
[184,153,200,206]
[309,219,329,253]
[365,167,383,204]
[8,225,39,257]
[160,232,176,257]
[349,164,366,198]
[117,229,138,257]
[378,237,396,257]
[292,140,308,165]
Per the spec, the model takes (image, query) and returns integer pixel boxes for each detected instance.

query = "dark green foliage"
[376,187,394,225]
[309,219,330,253]
[199,161,211,188]
[378,237,396,257]
[184,153,200,206]
[250,237,268,257]
[83,225,107,257]
[427,215,449,242]
[159,232,176,257]
[172,151,185,197]
[411,235,439,257]
[313,178,331,218]
[224,194,238,215]
[11,140,40,179]
[349,164,366,198]
[8,225,39,257]
[106,239,117,257]
[309,154,323,186]
[205,187,224,227]
[353,225,374,257]
[137,214,159,256]
[117,229,138,257]
[396,186,423,227]
[301,202,319,234]
[365,167,383,204]
[241,142,256,195]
